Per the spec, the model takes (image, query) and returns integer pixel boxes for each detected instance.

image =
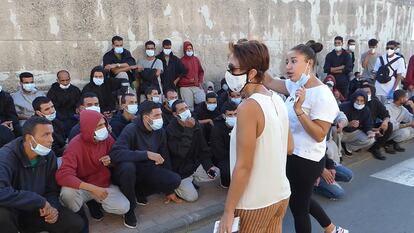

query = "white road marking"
[371,158,414,187]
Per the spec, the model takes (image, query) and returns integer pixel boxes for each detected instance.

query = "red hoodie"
[404,55,414,88]
[56,110,114,189]
[178,41,204,87]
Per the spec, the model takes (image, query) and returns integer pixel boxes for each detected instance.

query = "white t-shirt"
[285,80,339,162]
[230,92,291,210]
[374,54,406,96]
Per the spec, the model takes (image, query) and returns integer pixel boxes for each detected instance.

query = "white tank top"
[230,92,291,210]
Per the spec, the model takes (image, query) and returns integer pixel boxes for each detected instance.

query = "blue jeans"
[314,165,353,199]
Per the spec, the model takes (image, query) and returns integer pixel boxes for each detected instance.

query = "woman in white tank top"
[218,40,293,233]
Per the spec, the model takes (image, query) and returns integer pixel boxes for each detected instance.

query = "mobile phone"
[213,216,240,233]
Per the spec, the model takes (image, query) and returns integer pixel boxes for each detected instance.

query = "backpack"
[376,56,401,84]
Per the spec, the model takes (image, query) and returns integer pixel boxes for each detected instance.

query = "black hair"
[221,100,238,114]
[237,38,248,44]
[145,40,156,48]
[164,88,177,98]
[386,40,398,47]
[89,66,106,80]
[309,42,323,53]
[112,36,123,44]
[121,93,136,104]
[32,96,52,112]
[354,71,360,76]
[362,83,376,97]
[162,39,172,47]
[347,39,356,44]
[172,99,186,113]
[220,78,227,86]
[291,44,317,67]
[138,100,160,116]
[394,89,407,102]
[334,36,343,42]
[206,92,218,101]
[56,70,70,78]
[368,38,378,47]
[145,86,159,97]
[22,116,52,140]
[19,72,33,82]
[78,92,98,106]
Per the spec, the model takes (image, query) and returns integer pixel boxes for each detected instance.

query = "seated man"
[218,89,241,110]
[162,89,179,127]
[194,92,221,142]
[210,100,237,188]
[110,93,138,138]
[110,101,181,228]
[11,72,45,126]
[56,110,130,228]
[32,96,66,157]
[47,70,81,133]
[340,90,376,155]
[103,35,138,95]
[314,155,353,200]
[348,71,365,96]
[0,86,21,147]
[0,117,84,233]
[386,90,414,148]
[145,86,162,104]
[68,92,101,141]
[82,66,123,118]
[216,78,229,97]
[166,100,219,202]
[362,84,394,160]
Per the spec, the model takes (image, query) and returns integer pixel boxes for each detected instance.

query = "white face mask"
[353,102,365,110]
[93,77,104,86]
[146,50,155,57]
[59,83,70,89]
[0,85,2,93]
[387,49,395,56]
[335,46,343,52]
[85,105,101,113]
[186,51,194,57]
[114,47,124,54]
[30,136,51,156]
[178,109,191,122]
[225,116,236,128]
[168,98,177,108]
[207,103,217,111]
[44,111,56,121]
[367,95,372,102]
[163,49,172,55]
[152,96,161,103]
[326,81,335,87]
[370,48,376,54]
[22,83,35,92]
[94,127,109,141]
[348,45,356,52]
[126,104,138,115]
[225,71,248,93]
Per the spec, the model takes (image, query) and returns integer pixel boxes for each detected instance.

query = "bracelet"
[296,111,305,117]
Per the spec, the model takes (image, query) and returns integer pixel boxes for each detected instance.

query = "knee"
[115,162,136,178]
[60,187,83,212]
[116,72,129,80]
[168,172,182,189]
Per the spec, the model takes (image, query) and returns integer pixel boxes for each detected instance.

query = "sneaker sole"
[136,201,148,206]
[92,217,104,222]
[123,221,137,229]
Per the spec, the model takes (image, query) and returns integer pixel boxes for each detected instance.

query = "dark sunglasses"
[227,64,247,76]
[386,47,395,50]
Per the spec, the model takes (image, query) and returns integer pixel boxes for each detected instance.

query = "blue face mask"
[207,103,217,111]
[231,97,242,105]
[30,136,51,156]
[150,118,163,131]
[178,109,191,122]
[295,62,311,87]
[114,47,124,54]
[168,99,177,108]
[225,116,236,128]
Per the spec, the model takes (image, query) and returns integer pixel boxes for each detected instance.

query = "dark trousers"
[335,75,350,99]
[0,125,15,148]
[111,162,181,210]
[372,122,393,148]
[287,155,331,233]
[0,206,84,233]
[215,159,230,187]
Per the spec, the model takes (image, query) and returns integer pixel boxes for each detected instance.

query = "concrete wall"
[0,0,414,91]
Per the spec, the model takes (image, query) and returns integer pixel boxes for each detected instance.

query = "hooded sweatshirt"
[339,90,373,133]
[56,110,114,189]
[178,41,204,87]
[323,75,346,102]
[405,55,414,88]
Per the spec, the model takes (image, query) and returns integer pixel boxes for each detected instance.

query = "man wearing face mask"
[339,90,376,156]
[32,97,66,157]
[110,101,181,228]
[162,89,179,127]
[210,100,237,188]
[103,36,139,95]
[47,70,81,133]
[82,66,123,118]
[145,86,162,104]
[346,39,356,71]
[348,72,365,96]
[194,92,221,142]
[373,40,406,104]
[56,110,130,229]
[166,100,219,202]
[0,83,21,146]
[218,88,242,110]
[156,39,187,93]
[110,93,138,138]
[12,72,45,126]
[137,41,164,101]
[217,78,229,97]
[178,41,205,111]
[323,36,353,99]
[361,38,379,80]
[0,117,84,233]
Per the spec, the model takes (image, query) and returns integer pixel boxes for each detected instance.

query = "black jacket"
[47,82,81,121]
[367,98,390,122]
[340,90,373,133]
[0,125,15,148]
[348,78,365,96]
[103,48,136,81]
[82,75,123,113]
[166,118,213,178]
[162,105,175,128]
[156,52,186,92]
[324,49,353,82]
[194,103,221,121]
[0,138,59,211]
[0,91,21,137]
[110,117,172,169]
[210,118,231,164]
[51,119,66,157]
[109,111,133,138]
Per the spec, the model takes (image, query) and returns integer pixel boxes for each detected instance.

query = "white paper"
[213,216,240,233]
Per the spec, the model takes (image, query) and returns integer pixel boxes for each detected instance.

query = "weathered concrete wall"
[0,0,413,91]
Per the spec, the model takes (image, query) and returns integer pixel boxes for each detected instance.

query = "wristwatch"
[117,63,120,68]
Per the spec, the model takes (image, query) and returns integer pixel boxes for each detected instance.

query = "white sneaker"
[336,226,349,233]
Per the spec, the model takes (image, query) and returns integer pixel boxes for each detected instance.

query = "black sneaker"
[369,147,386,160]
[341,142,352,156]
[384,145,396,154]
[136,195,148,206]
[86,200,104,221]
[393,142,405,152]
[124,210,137,229]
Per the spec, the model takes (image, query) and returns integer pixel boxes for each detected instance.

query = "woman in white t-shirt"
[218,40,293,233]
[263,44,348,233]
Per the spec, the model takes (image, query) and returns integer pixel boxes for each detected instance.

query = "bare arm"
[362,54,370,69]
[392,74,403,91]
[263,72,289,95]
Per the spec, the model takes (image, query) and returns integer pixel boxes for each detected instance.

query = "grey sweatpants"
[179,86,205,111]
[342,129,375,152]
[389,127,414,143]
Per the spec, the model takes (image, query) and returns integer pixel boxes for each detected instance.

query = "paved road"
[191,142,414,233]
